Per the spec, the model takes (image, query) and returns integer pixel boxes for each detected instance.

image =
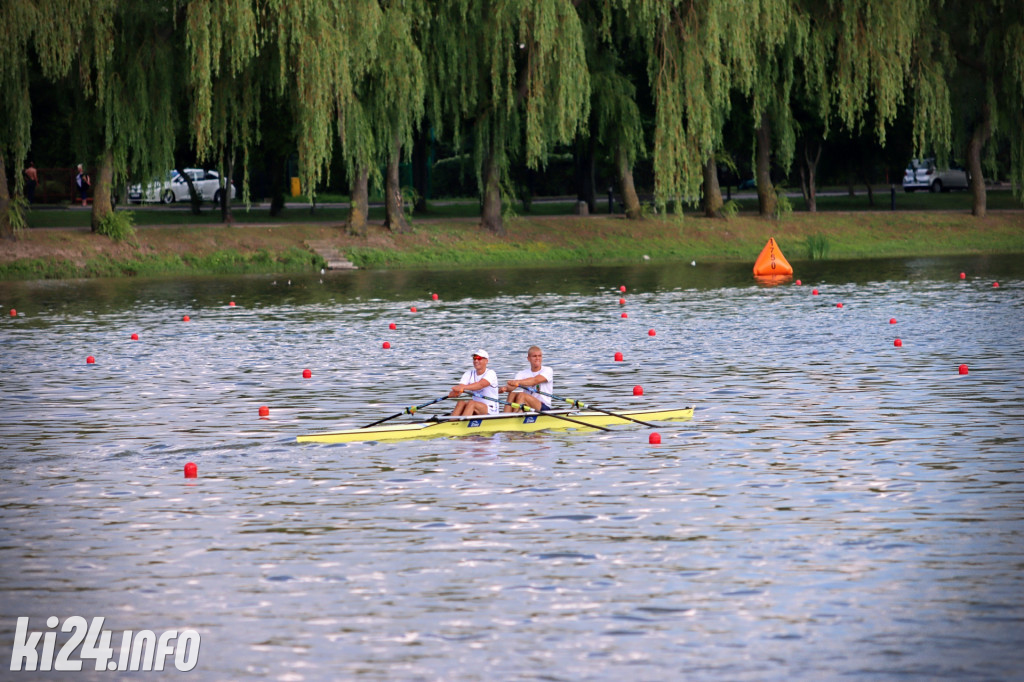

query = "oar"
[532,388,658,428]
[474,394,611,432]
[361,395,449,429]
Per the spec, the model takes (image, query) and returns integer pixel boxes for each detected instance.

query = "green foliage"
[4,196,28,239]
[0,246,322,280]
[720,199,740,219]
[805,233,830,260]
[773,189,793,220]
[95,210,137,244]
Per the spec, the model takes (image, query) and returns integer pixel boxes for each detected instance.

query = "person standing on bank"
[24,162,38,204]
[500,345,553,413]
[449,349,499,416]
[75,164,90,207]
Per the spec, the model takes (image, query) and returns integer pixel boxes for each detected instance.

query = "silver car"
[128,168,237,204]
[902,158,969,193]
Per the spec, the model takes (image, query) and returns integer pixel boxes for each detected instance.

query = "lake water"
[1,255,1023,680]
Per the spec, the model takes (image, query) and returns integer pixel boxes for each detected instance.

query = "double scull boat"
[296,406,694,444]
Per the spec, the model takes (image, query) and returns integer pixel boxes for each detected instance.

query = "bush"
[95,210,137,244]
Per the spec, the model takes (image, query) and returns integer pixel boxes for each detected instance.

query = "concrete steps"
[306,240,357,270]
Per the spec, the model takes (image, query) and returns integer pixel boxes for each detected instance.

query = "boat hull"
[297,407,694,444]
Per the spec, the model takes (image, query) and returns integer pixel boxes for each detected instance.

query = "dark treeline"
[2,1,1021,239]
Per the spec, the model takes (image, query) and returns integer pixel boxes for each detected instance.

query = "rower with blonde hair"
[500,346,553,413]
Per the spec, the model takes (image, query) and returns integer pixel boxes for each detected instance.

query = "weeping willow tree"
[186,0,381,223]
[339,1,423,235]
[728,0,804,217]
[615,0,768,212]
[906,0,1024,217]
[1,0,179,234]
[86,1,181,230]
[584,3,646,219]
[797,0,931,211]
[0,0,38,238]
[425,0,590,234]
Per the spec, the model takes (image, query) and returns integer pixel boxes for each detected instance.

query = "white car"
[128,168,237,204]
[902,158,969,193]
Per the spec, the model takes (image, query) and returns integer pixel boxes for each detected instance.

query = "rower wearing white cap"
[449,349,499,416]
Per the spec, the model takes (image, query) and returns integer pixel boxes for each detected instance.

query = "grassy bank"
[2,208,1023,280]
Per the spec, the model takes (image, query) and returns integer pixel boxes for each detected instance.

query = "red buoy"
[889,318,897,324]
[836,302,843,308]
[302,369,312,379]
[620,285,626,292]
[633,385,644,396]
[130,333,139,340]
[959,272,966,280]
[993,282,1000,288]
[184,462,198,478]
[86,356,95,364]
[8,309,15,317]
[258,405,269,417]
[894,338,902,347]
[389,322,397,330]
[649,432,661,445]
[795,279,802,286]
[958,364,969,375]
[812,289,819,296]
[383,341,391,349]
[621,312,628,318]
[648,329,656,336]
[614,352,624,362]
[410,306,417,312]
[229,301,236,307]
[431,293,439,300]
[182,315,190,322]
[619,298,626,305]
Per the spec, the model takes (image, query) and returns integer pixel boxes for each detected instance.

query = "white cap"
[472,349,489,359]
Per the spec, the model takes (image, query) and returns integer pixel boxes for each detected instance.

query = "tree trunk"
[90,149,115,233]
[481,152,504,234]
[347,167,369,236]
[702,156,723,218]
[384,137,410,233]
[220,151,234,224]
[174,165,203,215]
[268,153,286,217]
[0,152,12,239]
[755,114,776,217]
[616,145,641,220]
[575,134,596,214]
[411,124,430,213]
[967,105,992,218]
[801,141,821,212]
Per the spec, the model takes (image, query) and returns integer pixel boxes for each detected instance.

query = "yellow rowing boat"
[297,406,694,444]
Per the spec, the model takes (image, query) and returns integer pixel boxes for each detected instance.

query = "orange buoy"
[752,237,794,277]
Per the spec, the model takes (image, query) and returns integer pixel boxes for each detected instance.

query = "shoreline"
[2,210,1023,281]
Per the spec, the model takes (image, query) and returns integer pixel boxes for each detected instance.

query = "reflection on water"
[1,255,1023,680]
